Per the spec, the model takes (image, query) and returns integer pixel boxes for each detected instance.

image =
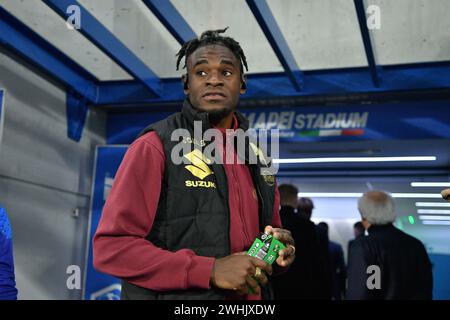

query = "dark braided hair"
[176,27,248,74]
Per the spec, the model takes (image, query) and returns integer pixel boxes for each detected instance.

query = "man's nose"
[206,71,224,86]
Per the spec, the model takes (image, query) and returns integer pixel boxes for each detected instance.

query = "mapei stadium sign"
[245,111,368,138]
[106,101,450,144]
[240,102,450,142]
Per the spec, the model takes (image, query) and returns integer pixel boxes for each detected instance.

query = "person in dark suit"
[297,197,314,221]
[317,222,347,300]
[347,221,365,264]
[297,198,332,300]
[347,191,433,300]
[272,185,323,299]
[348,222,364,247]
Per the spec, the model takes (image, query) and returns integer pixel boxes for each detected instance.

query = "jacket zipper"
[231,159,251,246]
[253,167,266,231]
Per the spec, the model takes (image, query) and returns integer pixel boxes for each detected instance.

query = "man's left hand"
[264,225,295,268]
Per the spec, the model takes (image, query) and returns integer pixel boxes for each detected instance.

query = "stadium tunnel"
[0,0,449,300]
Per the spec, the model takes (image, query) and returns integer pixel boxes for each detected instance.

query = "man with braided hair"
[94,28,295,300]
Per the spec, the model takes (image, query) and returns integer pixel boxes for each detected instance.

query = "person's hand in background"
[442,189,450,201]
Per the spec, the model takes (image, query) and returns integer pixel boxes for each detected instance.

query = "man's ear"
[181,74,189,94]
[240,74,247,94]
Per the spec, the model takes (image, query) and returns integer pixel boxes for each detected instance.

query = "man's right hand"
[210,252,272,295]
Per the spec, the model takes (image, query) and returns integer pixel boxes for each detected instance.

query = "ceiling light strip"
[274,156,436,164]
[415,202,450,208]
[421,220,450,225]
[417,209,450,214]
[418,215,450,221]
[411,182,450,187]
[298,193,442,198]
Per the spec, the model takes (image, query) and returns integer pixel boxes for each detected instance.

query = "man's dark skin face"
[184,44,246,128]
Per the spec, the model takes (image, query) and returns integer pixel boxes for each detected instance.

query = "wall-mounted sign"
[83,145,128,300]
[107,101,450,144]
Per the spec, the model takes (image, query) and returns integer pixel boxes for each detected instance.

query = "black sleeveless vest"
[121,100,276,300]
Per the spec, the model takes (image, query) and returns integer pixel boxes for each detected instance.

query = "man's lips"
[203,92,226,100]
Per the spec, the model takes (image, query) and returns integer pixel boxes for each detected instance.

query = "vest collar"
[181,98,250,132]
[181,98,271,168]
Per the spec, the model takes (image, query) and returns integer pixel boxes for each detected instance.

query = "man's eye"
[223,70,232,76]
[197,71,207,77]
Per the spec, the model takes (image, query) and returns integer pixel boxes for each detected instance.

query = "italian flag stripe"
[298,129,365,137]
[298,130,321,137]
[342,129,365,136]
[319,130,342,136]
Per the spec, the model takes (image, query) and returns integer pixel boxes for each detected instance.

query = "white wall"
[0,52,106,299]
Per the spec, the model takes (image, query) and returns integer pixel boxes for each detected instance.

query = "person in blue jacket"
[0,206,18,300]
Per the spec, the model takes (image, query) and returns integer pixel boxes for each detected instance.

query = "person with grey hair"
[346,190,432,300]
[358,190,397,227]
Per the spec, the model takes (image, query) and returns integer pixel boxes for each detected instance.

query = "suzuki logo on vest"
[184,149,213,179]
[183,149,216,188]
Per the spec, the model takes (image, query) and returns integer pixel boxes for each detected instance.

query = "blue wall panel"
[429,254,450,300]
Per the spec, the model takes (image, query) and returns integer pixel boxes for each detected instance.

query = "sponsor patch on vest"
[261,169,275,186]
[183,149,214,180]
[185,180,217,188]
[249,142,269,166]
[182,136,206,147]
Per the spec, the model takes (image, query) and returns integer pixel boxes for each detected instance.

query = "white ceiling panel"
[78,0,182,78]
[367,0,450,65]
[2,0,448,81]
[171,0,284,74]
[0,0,132,81]
[267,0,368,70]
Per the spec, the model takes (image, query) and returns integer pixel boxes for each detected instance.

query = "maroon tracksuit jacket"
[93,114,281,300]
